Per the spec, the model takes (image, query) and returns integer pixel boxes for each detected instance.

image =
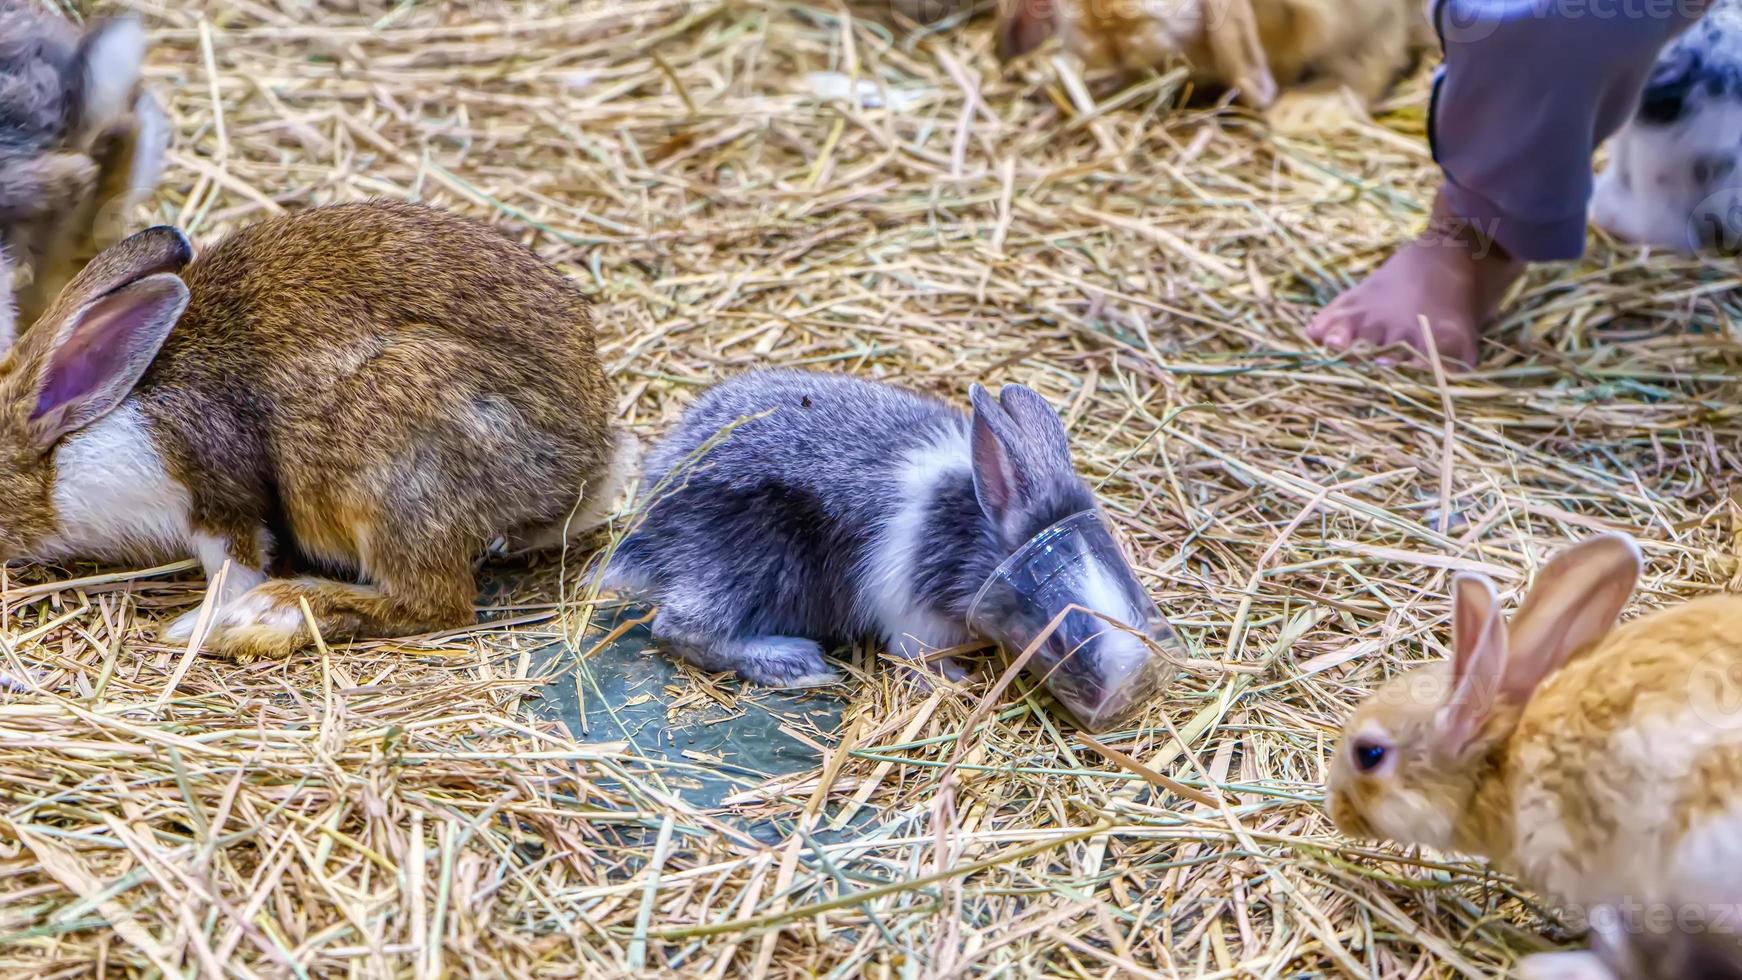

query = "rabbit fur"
[1512,901,1742,979]
[604,369,1102,686]
[1328,534,1742,979]
[1591,0,1742,251]
[0,1,167,339]
[0,201,632,660]
[996,0,1434,132]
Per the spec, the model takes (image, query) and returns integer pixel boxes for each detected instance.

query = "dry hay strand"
[1,0,1739,976]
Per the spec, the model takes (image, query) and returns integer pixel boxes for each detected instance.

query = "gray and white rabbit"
[1590,0,1742,251]
[604,369,1141,687]
[0,2,168,341]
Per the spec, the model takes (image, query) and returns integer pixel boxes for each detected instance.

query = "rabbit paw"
[732,637,840,688]
[162,607,208,645]
[1267,89,1365,136]
[1513,951,1618,980]
[166,587,308,661]
[935,655,970,681]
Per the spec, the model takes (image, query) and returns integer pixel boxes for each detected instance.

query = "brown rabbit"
[1326,534,1742,980]
[996,0,1433,133]
[0,2,168,340]
[0,201,633,660]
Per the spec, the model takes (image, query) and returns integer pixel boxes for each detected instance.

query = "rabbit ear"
[27,272,187,445]
[124,90,172,203]
[1432,573,1508,758]
[969,383,1021,523]
[970,383,1080,535]
[0,253,17,355]
[995,0,1057,61]
[20,226,193,445]
[72,17,146,135]
[997,384,1073,469]
[1503,533,1643,701]
[42,225,191,319]
[1204,0,1279,108]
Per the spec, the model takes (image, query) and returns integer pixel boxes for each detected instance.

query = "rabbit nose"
[1083,622,1151,676]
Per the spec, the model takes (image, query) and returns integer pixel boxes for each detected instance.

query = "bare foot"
[1307,192,1525,368]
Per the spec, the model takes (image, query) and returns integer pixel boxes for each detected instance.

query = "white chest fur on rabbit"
[33,401,275,620]
[38,402,193,564]
[860,428,976,666]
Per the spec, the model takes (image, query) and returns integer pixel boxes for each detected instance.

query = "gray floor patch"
[524,609,848,841]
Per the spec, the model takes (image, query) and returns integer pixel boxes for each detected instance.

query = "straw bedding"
[1,0,1738,975]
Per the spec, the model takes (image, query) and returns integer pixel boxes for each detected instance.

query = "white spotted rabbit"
[1591,0,1742,251]
[1327,534,1742,980]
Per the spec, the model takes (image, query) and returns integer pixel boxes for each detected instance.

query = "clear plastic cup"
[967,510,1181,731]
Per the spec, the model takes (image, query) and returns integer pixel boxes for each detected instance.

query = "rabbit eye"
[1353,740,1388,772]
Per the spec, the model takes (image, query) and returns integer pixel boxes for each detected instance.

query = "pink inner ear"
[36,316,128,417]
[1435,575,1509,756]
[971,414,1015,516]
[29,275,186,441]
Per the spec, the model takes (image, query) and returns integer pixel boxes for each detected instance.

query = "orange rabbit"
[997,0,1433,133]
[1328,534,1742,979]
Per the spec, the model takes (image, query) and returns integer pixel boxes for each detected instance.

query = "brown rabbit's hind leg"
[161,529,272,646]
[497,429,641,558]
[196,582,317,661]
[202,543,477,661]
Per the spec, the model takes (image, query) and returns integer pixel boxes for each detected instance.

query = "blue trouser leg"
[1429,0,1710,261]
